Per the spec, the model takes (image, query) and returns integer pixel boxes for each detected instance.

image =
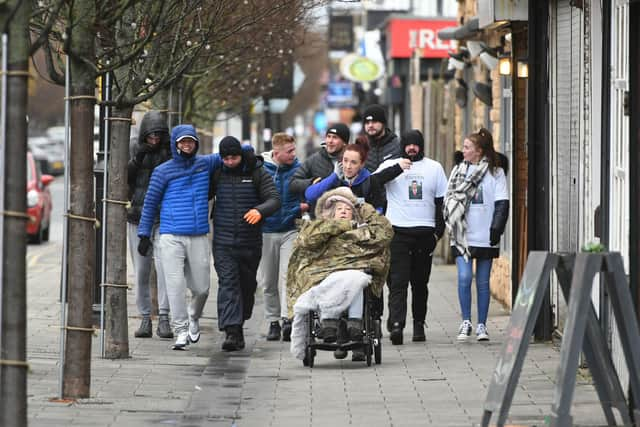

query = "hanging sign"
[387,19,457,58]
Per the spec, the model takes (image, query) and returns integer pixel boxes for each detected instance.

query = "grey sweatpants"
[257,230,297,321]
[127,223,170,316]
[156,233,211,334]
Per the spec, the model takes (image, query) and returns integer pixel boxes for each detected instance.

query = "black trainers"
[412,320,426,342]
[266,321,281,341]
[156,315,174,339]
[281,319,292,342]
[134,317,152,338]
[389,322,403,345]
[320,319,338,343]
[222,325,242,351]
[347,318,363,342]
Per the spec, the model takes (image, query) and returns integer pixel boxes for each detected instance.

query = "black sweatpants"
[387,227,437,329]
[214,244,262,331]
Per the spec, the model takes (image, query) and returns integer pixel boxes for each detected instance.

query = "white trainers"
[457,320,472,341]
[476,323,490,341]
[172,331,189,350]
[188,318,200,343]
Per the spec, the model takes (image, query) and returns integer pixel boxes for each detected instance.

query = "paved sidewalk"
[24,244,608,427]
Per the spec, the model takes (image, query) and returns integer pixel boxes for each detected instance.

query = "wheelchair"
[302,286,382,367]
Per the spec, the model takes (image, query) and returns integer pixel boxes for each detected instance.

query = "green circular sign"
[340,54,384,83]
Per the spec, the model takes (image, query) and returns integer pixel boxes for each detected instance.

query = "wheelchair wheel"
[365,340,373,367]
[303,345,315,368]
[374,319,382,365]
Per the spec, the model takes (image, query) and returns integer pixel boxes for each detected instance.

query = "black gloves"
[137,236,152,256]
[489,228,500,246]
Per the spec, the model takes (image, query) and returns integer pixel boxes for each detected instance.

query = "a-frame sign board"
[481,251,640,427]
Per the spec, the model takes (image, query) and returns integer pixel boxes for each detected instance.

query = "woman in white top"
[443,128,509,342]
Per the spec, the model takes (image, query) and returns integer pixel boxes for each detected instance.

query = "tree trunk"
[62,1,96,399]
[0,1,31,425]
[147,91,171,315]
[104,107,132,358]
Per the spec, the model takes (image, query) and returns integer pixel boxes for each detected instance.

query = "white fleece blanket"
[290,270,371,360]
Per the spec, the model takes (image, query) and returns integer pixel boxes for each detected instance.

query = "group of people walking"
[126,104,509,355]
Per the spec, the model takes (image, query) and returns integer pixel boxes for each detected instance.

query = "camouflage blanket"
[286,200,393,318]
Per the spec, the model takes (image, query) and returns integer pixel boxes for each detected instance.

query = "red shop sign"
[387,19,457,58]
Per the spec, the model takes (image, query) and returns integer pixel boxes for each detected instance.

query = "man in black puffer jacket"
[211,136,281,351]
[127,111,173,339]
[362,104,402,172]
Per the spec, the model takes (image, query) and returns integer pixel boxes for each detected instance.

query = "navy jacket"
[211,153,281,247]
[261,151,301,233]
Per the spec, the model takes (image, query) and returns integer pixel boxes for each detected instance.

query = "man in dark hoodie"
[127,111,173,339]
[376,130,448,345]
[362,104,402,172]
[211,136,281,351]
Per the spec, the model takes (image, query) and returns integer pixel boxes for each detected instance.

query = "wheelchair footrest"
[309,340,369,351]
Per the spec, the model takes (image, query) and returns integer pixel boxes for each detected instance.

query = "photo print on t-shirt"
[407,177,423,200]
[471,185,484,204]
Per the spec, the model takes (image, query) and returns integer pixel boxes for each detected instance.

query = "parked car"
[28,136,65,175]
[26,151,54,244]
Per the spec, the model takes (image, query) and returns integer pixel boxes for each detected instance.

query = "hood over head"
[170,124,199,160]
[138,111,170,149]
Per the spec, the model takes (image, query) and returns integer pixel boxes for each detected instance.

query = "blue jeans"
[456,257,493,325]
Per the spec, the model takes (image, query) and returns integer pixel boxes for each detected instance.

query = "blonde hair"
[272,132,295,149]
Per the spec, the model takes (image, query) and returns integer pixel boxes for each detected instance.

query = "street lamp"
[499,56,512,76]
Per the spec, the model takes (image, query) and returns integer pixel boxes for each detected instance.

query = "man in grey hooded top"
[127,111,172,339]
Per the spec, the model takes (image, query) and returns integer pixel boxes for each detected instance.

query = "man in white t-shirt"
[376,129,448,345]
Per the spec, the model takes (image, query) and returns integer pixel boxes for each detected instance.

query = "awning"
[437,17,480,41]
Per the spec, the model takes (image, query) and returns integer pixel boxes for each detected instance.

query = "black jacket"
[365,129,402,172]
[127,111,171,224]
[211,154,281,247]
[289,148,336,198]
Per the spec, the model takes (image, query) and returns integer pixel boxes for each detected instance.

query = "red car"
[26,151,54,243]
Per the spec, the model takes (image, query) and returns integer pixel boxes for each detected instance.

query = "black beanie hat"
[401,129,425,160]
[326,123,350,143]
[362,104,387,124]
[219,136,242,157]
[401,129,424,149]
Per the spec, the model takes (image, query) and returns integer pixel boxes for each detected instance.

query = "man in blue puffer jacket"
[257,133,308,342]
[137,124,225,350]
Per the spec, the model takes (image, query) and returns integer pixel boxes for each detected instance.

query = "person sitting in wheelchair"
[287,187,393,361]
